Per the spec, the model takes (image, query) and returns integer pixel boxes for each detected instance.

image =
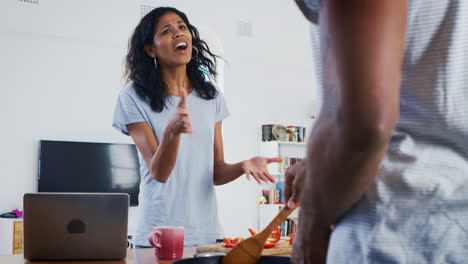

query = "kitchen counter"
[0,247,198,264]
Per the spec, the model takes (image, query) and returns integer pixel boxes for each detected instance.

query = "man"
[285,0,468,263]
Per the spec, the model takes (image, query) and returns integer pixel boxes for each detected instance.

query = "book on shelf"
[280,218,297,237]
[261,189,280,204]
[279,157,304,173]
[258,157,304,205]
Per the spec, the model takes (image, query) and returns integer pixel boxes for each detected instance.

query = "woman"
[113,7,280,247]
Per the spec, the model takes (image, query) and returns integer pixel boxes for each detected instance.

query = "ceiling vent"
[17,0,39,3]
[141,5,156,18]
[237,20,253,38]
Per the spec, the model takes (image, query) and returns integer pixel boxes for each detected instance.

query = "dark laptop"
[23,193,129,260]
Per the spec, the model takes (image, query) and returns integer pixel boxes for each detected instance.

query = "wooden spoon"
[222,206,295,264]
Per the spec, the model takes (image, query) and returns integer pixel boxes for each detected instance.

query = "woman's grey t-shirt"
[297,0,468,262]
[113,84,229,246]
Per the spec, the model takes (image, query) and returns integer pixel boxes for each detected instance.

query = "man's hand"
[166,88,192,135]
[241,157,282,184]
[284,160,305,209]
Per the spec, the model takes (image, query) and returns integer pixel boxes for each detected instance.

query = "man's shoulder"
[295,0,321,24]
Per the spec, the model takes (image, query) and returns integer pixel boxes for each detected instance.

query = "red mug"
[148,226,184,260]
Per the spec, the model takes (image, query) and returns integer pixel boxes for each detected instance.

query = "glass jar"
[287,126,298,142]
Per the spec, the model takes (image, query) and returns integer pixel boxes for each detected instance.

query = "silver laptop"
[23,193,129,260]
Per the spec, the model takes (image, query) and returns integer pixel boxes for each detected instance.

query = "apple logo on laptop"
[67,219,86,234]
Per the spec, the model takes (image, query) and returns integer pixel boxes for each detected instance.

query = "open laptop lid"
[23,193,129,260]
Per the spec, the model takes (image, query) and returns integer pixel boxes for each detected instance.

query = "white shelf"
[257,204,299,231]
[273,141,307,146]
[258,141,306,176]
[257,140,305,234]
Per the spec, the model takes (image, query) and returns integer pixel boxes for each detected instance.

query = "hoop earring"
[192,46,199,58]
[154,57,158,70]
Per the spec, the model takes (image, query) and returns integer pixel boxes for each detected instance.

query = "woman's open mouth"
[175,42,188,54]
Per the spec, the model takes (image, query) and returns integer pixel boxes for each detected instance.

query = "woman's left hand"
[241,157,282,184]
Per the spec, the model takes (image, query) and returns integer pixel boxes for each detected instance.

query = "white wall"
[0,0,317,238]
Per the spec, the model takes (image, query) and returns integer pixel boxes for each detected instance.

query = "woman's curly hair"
[124,7,219,112]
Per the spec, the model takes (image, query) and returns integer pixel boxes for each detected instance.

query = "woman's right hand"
[166,88,193,135]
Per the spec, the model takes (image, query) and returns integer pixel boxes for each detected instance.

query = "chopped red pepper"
[263,242,277,249]
[248,228,258,236]
[222,227,283,249]
[268,227,281,243]
[222,237,244,248]
[247,227,281,243]
[285,233,295,245]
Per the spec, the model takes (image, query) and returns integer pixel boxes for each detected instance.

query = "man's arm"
[305,0,407,228]
[293,0,407,262]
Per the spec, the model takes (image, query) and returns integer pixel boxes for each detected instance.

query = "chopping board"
[196,240,292,256]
